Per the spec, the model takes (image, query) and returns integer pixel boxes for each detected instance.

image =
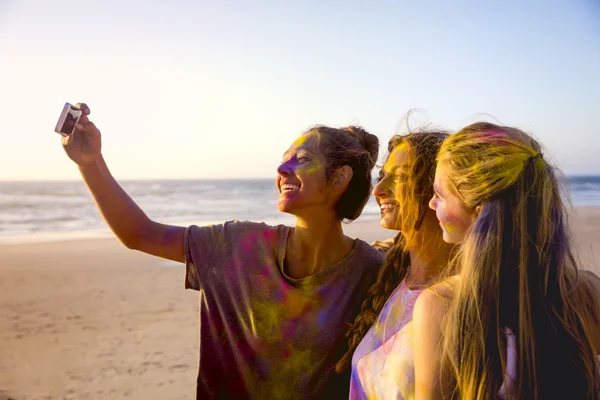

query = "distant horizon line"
[2,174,600,183]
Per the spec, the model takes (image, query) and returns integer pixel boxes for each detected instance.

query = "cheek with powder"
[298,158,323,175]
[440,221,456,235]
[438,208,470,237]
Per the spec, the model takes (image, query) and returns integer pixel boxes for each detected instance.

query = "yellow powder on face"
[383,142,409,175]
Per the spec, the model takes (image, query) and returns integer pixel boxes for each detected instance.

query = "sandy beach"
[1,209,598,400]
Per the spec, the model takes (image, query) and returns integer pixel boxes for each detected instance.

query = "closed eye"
[394,173,408,184]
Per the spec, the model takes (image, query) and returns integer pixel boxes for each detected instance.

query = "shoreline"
[0,215,384,247]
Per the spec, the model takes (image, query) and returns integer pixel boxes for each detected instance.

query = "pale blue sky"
[1,0,599,180]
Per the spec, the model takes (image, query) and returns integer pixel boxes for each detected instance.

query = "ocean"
[1,177,600,244]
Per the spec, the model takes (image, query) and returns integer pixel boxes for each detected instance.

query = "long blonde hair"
[438,122,600,399]
[336,130,449,372]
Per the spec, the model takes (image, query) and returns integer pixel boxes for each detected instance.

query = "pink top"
[349,280,423,399]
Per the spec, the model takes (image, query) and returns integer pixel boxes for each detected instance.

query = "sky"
[1,0,599,180]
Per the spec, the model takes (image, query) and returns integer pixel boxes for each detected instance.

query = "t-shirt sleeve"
[184,224,223,291]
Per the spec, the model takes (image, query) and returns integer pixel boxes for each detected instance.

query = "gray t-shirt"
[184,220,383,399]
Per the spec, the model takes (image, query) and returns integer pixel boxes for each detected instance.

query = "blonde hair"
[336,130,449,372]
[438,122,600,399]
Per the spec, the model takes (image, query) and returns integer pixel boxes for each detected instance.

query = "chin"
[277,200,292,214]
[441,232,459,245]
[277,200,305,217]
[380,220,397,231]
[379,214,400,231]
[278,205,294,215]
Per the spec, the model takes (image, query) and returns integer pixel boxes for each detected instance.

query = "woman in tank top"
[335,129,455,399]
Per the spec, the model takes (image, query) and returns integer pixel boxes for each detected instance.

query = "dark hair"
[305,125,379,222]
[336,130,449,372]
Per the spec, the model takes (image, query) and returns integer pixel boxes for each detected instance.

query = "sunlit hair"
[437,122,600,399]
[336,129,449,372]
[305,126,379,222]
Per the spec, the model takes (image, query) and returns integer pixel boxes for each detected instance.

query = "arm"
[62,103,185,262]
[413,287,453,400]
[79,156,185,262]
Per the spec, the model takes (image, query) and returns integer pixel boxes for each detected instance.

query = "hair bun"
[342,126,379,169]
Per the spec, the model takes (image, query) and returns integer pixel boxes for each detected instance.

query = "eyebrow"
[383,164,400,175]
[282,148,315,159]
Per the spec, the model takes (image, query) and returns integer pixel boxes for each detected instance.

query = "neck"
[285,209,354,278]
[405,212,453,289]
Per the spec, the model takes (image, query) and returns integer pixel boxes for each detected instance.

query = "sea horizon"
[2,173,600,183]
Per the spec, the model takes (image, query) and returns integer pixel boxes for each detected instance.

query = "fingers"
[371,239,394,254]
[76,103,90,115]
[61,134,71,147]
[75,120,98,134]
[376,247,388,254]
[76,103,90,124]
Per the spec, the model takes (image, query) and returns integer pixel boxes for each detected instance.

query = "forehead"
[434,163,451,189]
[383,142,410,170]
[284,134,319,155]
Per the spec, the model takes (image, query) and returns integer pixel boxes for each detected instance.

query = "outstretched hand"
[62,103,102,166]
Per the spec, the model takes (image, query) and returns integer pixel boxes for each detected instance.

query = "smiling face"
[276,135,334,217]
[429,163,478,244]
[372,143,410,230]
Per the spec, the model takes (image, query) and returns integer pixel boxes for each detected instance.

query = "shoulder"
[354,238,386,263]
[186,220,289,253]
[188,220,286,237]
[577,270,600,349]
[575,270,600,312]
[347,239,385,284]
[581,270,600,291]
[414,276,459,323]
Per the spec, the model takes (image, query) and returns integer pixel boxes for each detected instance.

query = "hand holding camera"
[56,102,102,167]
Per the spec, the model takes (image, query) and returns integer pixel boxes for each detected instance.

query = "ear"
[474,205,482,216]
[333,165,353,190]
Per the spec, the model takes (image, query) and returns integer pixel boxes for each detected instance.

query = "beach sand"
[0,208,598,400]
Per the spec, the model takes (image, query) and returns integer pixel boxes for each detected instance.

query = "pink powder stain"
[262,228,279,244]
[281,347,292,359]
[240,230,261,254]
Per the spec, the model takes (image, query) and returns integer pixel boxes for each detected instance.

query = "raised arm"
[62,103,185,262]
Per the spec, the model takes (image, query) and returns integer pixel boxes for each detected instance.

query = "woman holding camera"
[60,103,385,399]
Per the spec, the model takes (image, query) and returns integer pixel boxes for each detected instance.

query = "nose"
[277,161,293,176]
[372,176,387,198]
[429,195,438,211]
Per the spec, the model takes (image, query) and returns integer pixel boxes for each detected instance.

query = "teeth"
[380,204,397,210]
[281,184,301,192]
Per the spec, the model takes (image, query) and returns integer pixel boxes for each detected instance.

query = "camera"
[54,103,83,137]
